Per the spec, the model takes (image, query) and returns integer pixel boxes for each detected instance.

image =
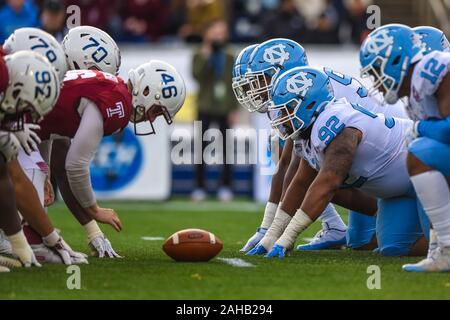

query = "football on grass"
[163,229,223,262]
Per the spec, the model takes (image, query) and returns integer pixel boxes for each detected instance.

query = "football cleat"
[297,224,346,251]
[265,244,288,258]
[402,247,450,273]
[0,230,12,255]
[246,243,268,256]
[0,266,10,272]
[0,255,22,269]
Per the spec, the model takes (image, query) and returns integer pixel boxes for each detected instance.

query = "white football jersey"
[17,150,48,172]
[323,67,408,119]
[408,50,450,121]
[295,98,413,199]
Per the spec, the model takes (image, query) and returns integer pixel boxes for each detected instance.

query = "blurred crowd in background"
[0,0,372,45]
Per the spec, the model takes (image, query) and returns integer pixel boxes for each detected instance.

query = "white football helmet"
[62,26,121,75]
[3,28,68,82]
[1,51,60,130]
[128,60,186,135]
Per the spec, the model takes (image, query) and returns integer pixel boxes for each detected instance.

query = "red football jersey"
[39,70,132,140]
[0,45,8,95]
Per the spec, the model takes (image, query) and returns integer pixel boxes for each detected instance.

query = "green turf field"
[1,200,449,300]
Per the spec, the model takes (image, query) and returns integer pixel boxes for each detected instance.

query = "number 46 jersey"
[38,70,132,140]
[409,50,450,121]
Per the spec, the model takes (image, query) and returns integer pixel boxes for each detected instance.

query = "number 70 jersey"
[409,50,450,121]
[38,70,132,140]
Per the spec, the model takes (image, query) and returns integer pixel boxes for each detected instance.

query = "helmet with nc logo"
[246,38,308,113]
[232,44,258,112]
[359,24,424,104]
[413,26,450,54]
[268,67,334,140]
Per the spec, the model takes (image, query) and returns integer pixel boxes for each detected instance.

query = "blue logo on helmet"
[359,24,424,104]
[245,38,308,113]
[91,126,143,191]
[268,67,334,140]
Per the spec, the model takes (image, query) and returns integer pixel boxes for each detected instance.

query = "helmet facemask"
[268,98,305,140]
[245,66,278,113]
[232,75,253,112]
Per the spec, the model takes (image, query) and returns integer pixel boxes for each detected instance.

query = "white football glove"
[404,121,420,146]
[13,124,41,156]
[0,130,20,161]
[8,230,41,267]
[240,227,267,253]
[43,230,88,265]
[89,235,122,258]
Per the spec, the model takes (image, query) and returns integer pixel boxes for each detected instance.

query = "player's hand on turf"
[240,227,267,253]
[265,244,288,258]
[14,124,41,156]
[90,206,122,232]
[14,243,41,267]
[43,231,88,265]
[246,243,268,256]
[44,177,55,207]
[89,235,122,258]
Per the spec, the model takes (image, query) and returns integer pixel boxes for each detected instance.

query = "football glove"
[43,230,88,265]
[14,124,41,156]
[89,235,122,258]
[0,131,20,162]
[240,227,267,253]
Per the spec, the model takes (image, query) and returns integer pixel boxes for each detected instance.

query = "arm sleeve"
[65,101,104,208]
[418,116,450,144]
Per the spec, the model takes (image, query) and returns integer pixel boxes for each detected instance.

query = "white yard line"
[141,236,165,241]
[217,258,255,268]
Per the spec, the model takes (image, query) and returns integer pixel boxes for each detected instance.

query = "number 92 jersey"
[38,70,132,140]
[299,98,414,199]
[409,50,450,121]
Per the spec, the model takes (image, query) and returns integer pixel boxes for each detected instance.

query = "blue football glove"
[246,243,268,256]
[265,244,288,258]
[240,227,267,253]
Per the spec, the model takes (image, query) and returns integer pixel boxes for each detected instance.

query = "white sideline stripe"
[217,258,255,268]
[141,236,165,241]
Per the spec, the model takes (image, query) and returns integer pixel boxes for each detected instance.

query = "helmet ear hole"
[12,89,21,100]
[143,86,150,97]
[392,55,401,65]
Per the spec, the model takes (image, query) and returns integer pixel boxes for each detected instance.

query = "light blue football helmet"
[232,44,258,111]
[268,67,334,140]
[360,24,424,104]
[413,26,450,54]
[245,38,308,113]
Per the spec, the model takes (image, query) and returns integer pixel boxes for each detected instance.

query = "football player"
[34,59,185,258]
[235,39,405,253]
[254,66,429,258]
[0,50,83,268]
[360,24,450,272]
[1,28,88,264]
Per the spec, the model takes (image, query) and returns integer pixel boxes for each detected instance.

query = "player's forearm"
[417,116,450,144]
[66,167,96,208]
[281,152,300,199]
[301,176,340,221]
[280,177,309,217]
